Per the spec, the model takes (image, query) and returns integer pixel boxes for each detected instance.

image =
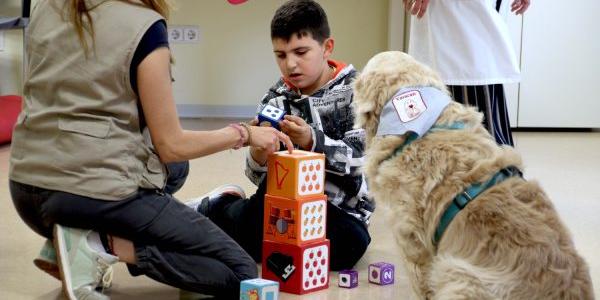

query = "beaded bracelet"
[229,123,247,150]
[239,122,252,147]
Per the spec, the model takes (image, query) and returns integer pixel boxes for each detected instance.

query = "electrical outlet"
[183,26,200,43]
[168,27,184,43]
[168,26,200,44]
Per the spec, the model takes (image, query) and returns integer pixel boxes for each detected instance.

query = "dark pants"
[208,179,371,271]
[10,162,257,298]
[448,84,514,146]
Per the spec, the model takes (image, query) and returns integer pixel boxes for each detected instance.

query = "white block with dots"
[302,244,329,291]
[297,159,325,196]
[300,200,326,242]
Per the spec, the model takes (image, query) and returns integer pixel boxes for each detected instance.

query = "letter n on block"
[267,150,325,200]
[262,239,330,295]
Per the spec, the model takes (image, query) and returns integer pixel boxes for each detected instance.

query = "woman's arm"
[137,47,292,163]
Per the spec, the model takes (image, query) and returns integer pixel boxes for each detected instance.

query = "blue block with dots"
[258,105,286,130]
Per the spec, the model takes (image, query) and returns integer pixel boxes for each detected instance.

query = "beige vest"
[9,0,167,200]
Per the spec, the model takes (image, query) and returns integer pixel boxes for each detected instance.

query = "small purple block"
[368,262,394,285]
[338,269,358,288]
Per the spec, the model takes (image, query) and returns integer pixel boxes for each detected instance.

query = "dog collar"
[376,86,451,138]
[433,166,523,247]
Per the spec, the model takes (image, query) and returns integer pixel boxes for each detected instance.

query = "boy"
[190,0,374,271]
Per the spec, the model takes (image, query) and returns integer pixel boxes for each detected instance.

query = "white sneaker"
[54,225,118,300]
[186,184,246,215]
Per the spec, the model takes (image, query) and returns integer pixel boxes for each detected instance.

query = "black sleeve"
[130,20,169,95]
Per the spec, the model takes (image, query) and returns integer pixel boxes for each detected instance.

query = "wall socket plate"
[168,26,200,44]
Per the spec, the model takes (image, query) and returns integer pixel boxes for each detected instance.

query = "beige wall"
[1,0,389,115]
[170,0,389,111]
[0,0,25,95]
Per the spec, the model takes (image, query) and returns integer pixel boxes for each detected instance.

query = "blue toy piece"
[258,105,286,130]
[240,278,279,300]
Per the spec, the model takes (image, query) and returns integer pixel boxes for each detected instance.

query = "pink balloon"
[228,0,248,5]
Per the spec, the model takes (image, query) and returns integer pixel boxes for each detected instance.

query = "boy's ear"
[323,38,334,58]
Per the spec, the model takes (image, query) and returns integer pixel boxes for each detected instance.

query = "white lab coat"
[408,0,520,85]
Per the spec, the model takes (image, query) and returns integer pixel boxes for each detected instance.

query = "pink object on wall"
[228,0,248,5]
[0,95,23,144]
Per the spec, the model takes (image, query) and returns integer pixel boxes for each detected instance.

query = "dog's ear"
[352,72,377,130]
[353,71,395,141]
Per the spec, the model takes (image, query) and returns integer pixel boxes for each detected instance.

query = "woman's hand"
[403,0,429,19]
[247,125,294,154]
[511,0,530,15]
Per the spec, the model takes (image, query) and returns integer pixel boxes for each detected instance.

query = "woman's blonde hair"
[68,0,172,56]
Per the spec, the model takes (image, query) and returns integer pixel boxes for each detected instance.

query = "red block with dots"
[266,150,325,200]
[262,239,330,295]
[263,194,327,246]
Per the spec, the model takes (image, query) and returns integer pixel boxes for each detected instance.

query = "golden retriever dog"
[353,51,593,300]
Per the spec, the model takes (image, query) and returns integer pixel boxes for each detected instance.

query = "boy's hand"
[280,115,313,150]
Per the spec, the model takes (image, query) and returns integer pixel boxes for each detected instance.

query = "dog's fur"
[353,51,593,299]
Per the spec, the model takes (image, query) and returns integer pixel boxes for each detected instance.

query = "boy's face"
[272,33,334,94]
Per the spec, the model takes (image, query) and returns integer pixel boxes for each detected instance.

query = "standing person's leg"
[488,84,514,146]
[448,85,514,146]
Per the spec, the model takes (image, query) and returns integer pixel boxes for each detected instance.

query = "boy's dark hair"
[271,0,330,43]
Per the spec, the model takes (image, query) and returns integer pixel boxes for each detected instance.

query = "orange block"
[263,194,327,246]
[267,150,325,200]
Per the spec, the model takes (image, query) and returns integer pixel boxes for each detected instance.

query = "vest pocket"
[54,117,113,172]
[58,117,110,138]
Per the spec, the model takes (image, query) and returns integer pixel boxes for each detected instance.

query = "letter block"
[240,278,279,300]
[263,194,327,246]
[266,150,325,200]
[258,104,286,130]
[368,262,395,285]
[338,270,358,288]
[262,239,330,295]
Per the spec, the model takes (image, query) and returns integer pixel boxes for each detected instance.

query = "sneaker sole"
[207,184,246,199]
[53,224,77,300]
[33,258,60,280]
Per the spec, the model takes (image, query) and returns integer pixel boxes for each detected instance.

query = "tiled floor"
[1,119,598,299]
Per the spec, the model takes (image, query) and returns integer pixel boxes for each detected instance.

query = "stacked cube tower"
[261,150,330,295]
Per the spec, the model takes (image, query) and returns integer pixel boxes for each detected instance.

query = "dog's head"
[353,51,447,143]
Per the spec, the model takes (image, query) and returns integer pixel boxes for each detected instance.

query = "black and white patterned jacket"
[245,61,375,225]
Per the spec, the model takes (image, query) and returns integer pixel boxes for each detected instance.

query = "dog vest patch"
[376,86,451,137]
[393,90,427,122]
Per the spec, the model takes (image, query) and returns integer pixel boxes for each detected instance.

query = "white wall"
[0,0,25,95]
